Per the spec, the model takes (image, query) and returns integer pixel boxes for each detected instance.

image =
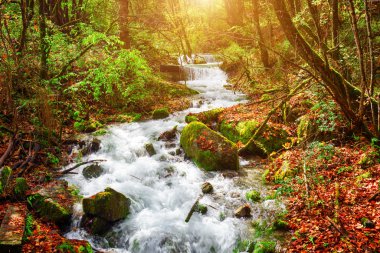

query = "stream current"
[64,56,280,252]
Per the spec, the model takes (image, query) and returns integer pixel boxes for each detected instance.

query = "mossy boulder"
[82,187,131,222]
[28,194,71,224]
[219,120,288,155]
[152,108,170,119]
[28,180,73,225]
[195,204,208,214]
[180,122,239,171]
[185,115,199,123]
[274,160,295,181]
[82,164,104,179]
[14,177,28,199]
[193,108,224,127]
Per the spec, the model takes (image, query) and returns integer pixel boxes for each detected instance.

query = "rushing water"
[64,58,281,253]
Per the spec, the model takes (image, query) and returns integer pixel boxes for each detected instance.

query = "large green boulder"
[14,177,28,199]
[82,187,131,222]
[180,122,239,171]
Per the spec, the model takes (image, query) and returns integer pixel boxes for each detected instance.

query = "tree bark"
[39,0,48,80]
[252,0,270,68]
[119,0,130,49]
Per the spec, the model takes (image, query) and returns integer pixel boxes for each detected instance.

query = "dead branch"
[0,134,16,167]
[185,194,203,223]
[59,159,106,175]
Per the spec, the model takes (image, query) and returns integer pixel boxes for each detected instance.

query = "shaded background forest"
[1,0,379,141]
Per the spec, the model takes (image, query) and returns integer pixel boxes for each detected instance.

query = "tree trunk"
[119,0,130,49]
[39,0,48,80]
[269,0,365,128]
[252,0,270,68]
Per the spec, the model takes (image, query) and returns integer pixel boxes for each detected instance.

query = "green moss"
[273,219,290,230]
[152,108,170,119]
[297,115,313,142]
[28,194,71,224]
[57,242,75,253]
[14,177,28,199]
[93,129,107,136]
[246,190,261,202]
[1,166,12,188]
[82,187,130,222]
[195,204,208,214]
[219,120,288,155]
[180,121,239,171]
[78,243,93,253]
[253,241,276,253]
[274,160,295,181]
[185,115,199,123]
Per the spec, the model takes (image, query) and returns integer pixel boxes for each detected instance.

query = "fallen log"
[185,195,203,223]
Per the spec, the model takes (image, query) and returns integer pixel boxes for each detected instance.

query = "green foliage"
[78,243,93,253]
[253,241,276,253]
[81,49,152,105]
[47,152,60,165]
[233,239,255,253]
[57,242,75,253]
[311,100,341,133]
[246,190,261,202]
[24,214,34,239]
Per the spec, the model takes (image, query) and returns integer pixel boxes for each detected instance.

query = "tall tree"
[119,0,131,49]
[252,0,269,68]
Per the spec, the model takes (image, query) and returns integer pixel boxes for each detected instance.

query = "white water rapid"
[64,58,273,253]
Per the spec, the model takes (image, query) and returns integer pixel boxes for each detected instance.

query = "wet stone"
[83,164,104,179]
[201,182,213,194]
[145,143,156,156]
[234,204,252,218]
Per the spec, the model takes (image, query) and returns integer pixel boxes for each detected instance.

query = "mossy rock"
[185,115,199,124]
[195,108,224,126]
[297,115,315,143]
[82,187,131,222]
[0,166,12,193]
[273,219,290,230]
[274,160,295,181]
[152,108,170,119]
[145,143,156,156]
[246,190,261,202]
[82,165,104,179]
[14,177,28,199]
[84,120,103,133]
[81,215,112,235]
[28,194,71,224]
[180,122,239,171]
[219,120,288,155]
[28,180,73,225]
[201,182,213,194]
